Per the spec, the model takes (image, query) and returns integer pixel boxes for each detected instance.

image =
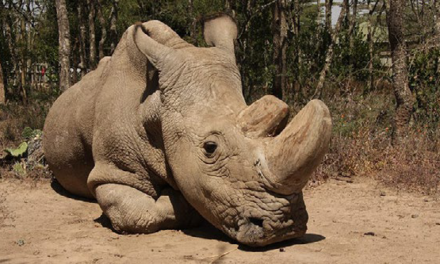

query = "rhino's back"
[43,57,111,198]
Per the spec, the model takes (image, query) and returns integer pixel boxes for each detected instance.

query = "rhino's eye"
[203,141,218,155]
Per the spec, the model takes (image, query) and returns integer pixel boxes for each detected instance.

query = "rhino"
[43,14,332,247]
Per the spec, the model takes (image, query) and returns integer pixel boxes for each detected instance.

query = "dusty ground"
[0,177,439,264]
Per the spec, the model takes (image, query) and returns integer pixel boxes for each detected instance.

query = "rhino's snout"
[219,192,307,247]
[235,216,300,246]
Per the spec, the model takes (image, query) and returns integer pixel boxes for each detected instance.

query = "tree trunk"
[272,0,288,100]
[313,0,346,98]
[16,0,28,103]
[97,0,107,59]
[0,1,7,104]
[20,8,27,101]
[109,0,118,54]
[435,0,440,41]
[78,1,87,77]
[317,0,321,23]
[435,0,440,74]
[293,0,300,36]
[25,0,33,94]
[188,0,197,44]
[386,0,415,143]
[367,0,374,92]
[291,0,301,99]
[72,39,79,84]
[55,0,71,92]
[325,0,333,31]
[5,6,17,91]
[0,61,5,104]
[346,0,358,91]
[88,0,97,69]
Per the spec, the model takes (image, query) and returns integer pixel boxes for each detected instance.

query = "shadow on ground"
[50,179,96,203]
[238,233,325,251]
[183,222,234,244]
[183,222,325,251]
[94,213,116,232]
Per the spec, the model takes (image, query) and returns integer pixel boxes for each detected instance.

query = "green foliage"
[4,142,28,158]
[22,127,43,140]
[12,162,26,176]
[408,48,440,132]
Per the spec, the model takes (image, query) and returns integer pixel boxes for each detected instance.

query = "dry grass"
[0,101,51,146]
[0,99,54,180]
[313,90,440,195]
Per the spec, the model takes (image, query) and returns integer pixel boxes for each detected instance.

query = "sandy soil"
[1,177,439,264]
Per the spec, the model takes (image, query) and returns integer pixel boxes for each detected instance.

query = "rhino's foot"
[95,184,202,233]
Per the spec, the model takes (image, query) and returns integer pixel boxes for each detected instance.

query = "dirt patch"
[0,177,439,263]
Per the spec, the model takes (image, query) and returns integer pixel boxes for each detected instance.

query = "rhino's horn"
[203,14,237,58]
[261,100,332,195]
[237,95,290,138]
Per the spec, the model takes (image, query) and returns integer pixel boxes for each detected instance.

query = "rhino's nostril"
[248,217,264,228]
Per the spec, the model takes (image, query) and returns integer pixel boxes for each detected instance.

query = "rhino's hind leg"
[95,184,202,233]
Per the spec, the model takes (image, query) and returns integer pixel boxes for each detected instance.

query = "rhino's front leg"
[95,184,202,233]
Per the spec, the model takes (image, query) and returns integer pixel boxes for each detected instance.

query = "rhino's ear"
[133,22,174,69]
[203,14,237,57]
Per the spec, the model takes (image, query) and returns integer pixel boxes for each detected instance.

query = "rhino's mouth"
[233,215,305,247]
[217,192,308,247]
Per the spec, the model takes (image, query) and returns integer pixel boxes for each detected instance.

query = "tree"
[272,0,288,100]
[78,0,87,77]
[314,0,347,98]
[88,0,97,69]
[436,0,440,40]
[386,0,415,143]
[55,0,71,91]
[188,0,197,44]
[109,0,119,54]
[0,60,5,104]
[435,0,440,74]
[346,0,358,89]
[325,0,332,31]
[367,0,375,92]
[96,0,108,60]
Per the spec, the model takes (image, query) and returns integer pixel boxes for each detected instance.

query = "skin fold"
[43,14,332,247]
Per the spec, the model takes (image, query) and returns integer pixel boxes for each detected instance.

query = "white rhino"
[43,15,332,246]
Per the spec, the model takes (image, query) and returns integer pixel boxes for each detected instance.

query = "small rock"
[279,248,285,252]
[380,191,386,197]
[364,232,375,236]
[411,214,419,219]
[16,239,25,246]
[423,198,429,202]
[435,222,440,226]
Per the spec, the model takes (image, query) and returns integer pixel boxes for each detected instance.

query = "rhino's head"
[134,15,332,246]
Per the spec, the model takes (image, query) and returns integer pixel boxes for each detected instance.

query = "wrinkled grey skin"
[43,15,332,247]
